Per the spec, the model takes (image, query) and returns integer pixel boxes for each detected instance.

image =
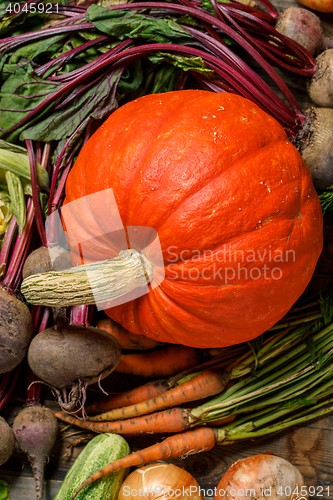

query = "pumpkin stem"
[20,249,154,307]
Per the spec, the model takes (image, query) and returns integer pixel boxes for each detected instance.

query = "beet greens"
[0,0,317,148]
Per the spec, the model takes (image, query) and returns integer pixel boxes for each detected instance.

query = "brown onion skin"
[214,454,308,500]
[118,463,203,500]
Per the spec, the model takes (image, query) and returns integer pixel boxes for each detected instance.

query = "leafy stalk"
[0,0,316,148]
[181,291,333,435]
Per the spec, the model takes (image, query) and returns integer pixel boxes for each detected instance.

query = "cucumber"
[54,433,130,500]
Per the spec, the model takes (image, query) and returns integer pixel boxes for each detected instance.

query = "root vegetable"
[276,7,333,55]
[22,246,72,281]
[0,416,15,466]
[55,407,235,435]
[12,404,58,500]
[0,287,33,374]
[96,318,161,350]
[214,454,308,500]
[307,49,333,107]
[294,107,333,190]
[88,369,228,422]
[118,463,203,500]
[85,380,170,414]
[27,325,122,411]
[115,345,202,378]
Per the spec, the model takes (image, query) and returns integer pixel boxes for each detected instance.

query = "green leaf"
[86,4,192,44]
[0,140,49,191]
[118,59,143,94]
[0,190,12,242]
[0,479,10,500]
[5,170,26,234]
[319,189,333,218]
[0,64,63,141]
[20,68,123,141]
[148,51,214,76]
[8,35,65,65]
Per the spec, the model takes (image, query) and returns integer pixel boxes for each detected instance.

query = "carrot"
[56,407,236,435]
[115,345,202,378]
[86,348,238,416]
[97,318,161,350]
[85,379,169,414]
[70,426,217,500]
[56,407,192,434]
[89,369,229,422]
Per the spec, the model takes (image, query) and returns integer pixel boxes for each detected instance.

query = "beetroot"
[0,416,15,466]
[12,404,58,500]
[294,107,333,190]
[0,287,33,374]
[22,245,72,280]
[27,324,122,410]
[308,49,333,108]
[276,7,333,55]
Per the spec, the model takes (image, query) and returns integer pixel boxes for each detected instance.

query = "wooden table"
[1,0,333,498]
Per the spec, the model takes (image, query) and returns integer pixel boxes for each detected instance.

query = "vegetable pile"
[0,0,333,498]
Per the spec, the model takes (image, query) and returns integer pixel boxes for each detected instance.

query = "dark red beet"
[27,324,122,411]
[0,416,15,466]
[12,404,58,500]
[0,287,33,374]
[276,7,333,55]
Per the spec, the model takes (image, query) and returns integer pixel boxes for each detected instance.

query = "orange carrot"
[115,345,202,378]
[97,318,161,350]
[89,369,229,422]
[86,379,169,414]
[70,426,217,500]
[56,407,192,434]
[56,407,236,435]
[86,348,238,416]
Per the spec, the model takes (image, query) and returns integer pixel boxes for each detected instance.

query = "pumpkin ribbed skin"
[64,90,323,348]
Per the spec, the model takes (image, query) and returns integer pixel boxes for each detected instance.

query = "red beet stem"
[0,365,21,412]
[26,140,47,247]
[70,305,93,326]
[2,199,34,290]
[0,216,18,273]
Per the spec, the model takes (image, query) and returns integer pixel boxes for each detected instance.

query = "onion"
[214,454,308,500]
[118,463,203,500]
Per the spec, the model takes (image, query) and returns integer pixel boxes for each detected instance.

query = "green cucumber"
[54,433,130,500]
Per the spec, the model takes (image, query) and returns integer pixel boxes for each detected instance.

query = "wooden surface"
[1,0,333,499]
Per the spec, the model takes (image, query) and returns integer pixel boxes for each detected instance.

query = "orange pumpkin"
[63,90,323,348]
